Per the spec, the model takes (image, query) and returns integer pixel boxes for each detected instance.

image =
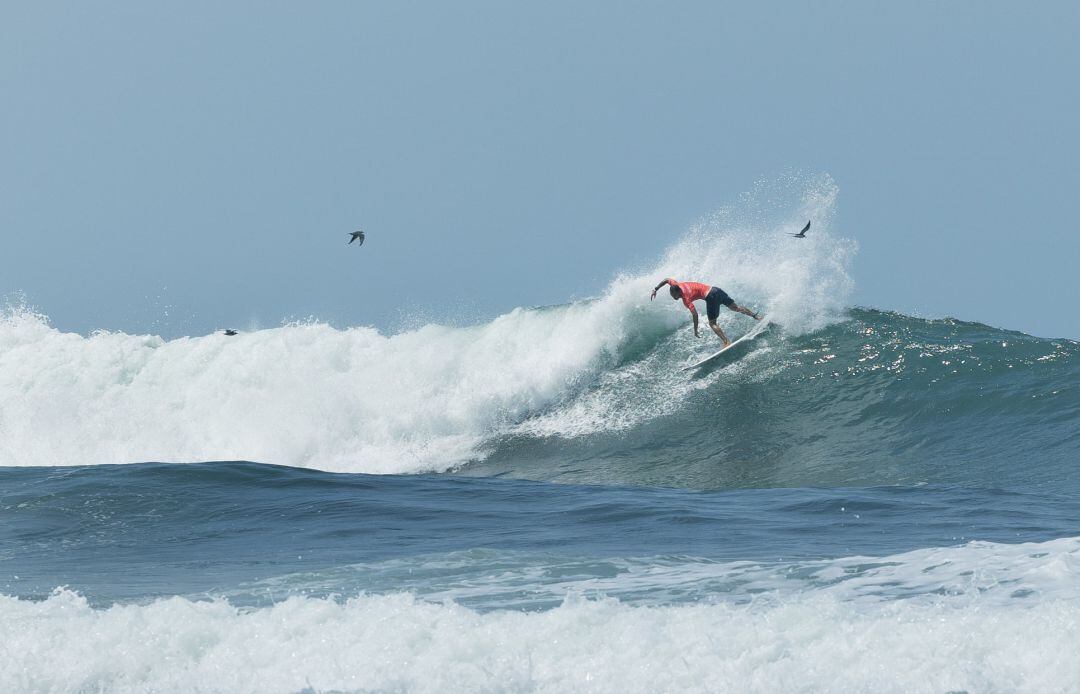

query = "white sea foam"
[0,302,627,472]
[0,176,853,471]
[4,535,1079,694]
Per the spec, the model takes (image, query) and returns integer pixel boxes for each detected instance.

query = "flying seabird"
[348,230,365,246]
[790,220,811,238]
[223,329,238,336]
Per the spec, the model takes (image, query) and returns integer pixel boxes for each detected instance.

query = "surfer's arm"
[689,305,700,337]
[650,278,673,300]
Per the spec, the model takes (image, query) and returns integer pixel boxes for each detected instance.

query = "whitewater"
[0,180,851,474]
[3,177,1079,693]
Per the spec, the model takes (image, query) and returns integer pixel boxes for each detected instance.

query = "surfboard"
[682,317,771,371]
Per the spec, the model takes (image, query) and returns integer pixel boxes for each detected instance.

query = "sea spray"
[0,176,856,473]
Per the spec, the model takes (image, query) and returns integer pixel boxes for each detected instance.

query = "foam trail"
[0,175,853,472]
[227,536,1080,611]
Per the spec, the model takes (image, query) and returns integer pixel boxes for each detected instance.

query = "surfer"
[650,278,760,347]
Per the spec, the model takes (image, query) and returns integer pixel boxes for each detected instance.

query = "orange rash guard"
[667,279,711,313]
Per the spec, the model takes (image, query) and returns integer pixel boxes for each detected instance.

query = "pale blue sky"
[2,1,1077,338]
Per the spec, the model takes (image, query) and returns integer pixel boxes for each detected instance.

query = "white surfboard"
[682,317,771,371]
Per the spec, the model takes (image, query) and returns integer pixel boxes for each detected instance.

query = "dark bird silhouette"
[223,329,238,336]
[790,220,811,238]
[348,230,365,246]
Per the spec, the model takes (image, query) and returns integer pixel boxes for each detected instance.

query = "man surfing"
[650,278,760,347]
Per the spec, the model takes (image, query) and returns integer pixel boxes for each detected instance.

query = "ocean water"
[3,182,1079,692]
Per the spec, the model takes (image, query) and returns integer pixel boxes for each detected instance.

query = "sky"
[2,1,1078,339]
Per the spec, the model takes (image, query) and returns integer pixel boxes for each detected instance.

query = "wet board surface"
[682,318,771,371]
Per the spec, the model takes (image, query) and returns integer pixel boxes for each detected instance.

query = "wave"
[1,174,1076,488]
[5,557,1080,694]
[9,461,1080,607]
[468,308,1080,489]
[0,176,853,474]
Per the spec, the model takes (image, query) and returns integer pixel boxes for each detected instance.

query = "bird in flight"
[348,230,365,246]
[790,220,811,238]
[223,329,238,336]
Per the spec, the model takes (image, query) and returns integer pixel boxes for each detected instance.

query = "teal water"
[1,303,1078,693]
[467,308,1079,489]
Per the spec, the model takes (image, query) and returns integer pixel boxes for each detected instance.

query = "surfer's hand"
[650,289,656,301]
[694,328,700,338]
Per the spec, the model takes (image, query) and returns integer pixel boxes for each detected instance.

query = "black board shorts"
[705,286,734,320]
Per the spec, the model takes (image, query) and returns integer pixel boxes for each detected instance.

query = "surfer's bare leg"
[708,320,731,347]
[728,303,761,320]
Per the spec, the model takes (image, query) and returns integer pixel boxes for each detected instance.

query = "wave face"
[474,308,1080,490]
